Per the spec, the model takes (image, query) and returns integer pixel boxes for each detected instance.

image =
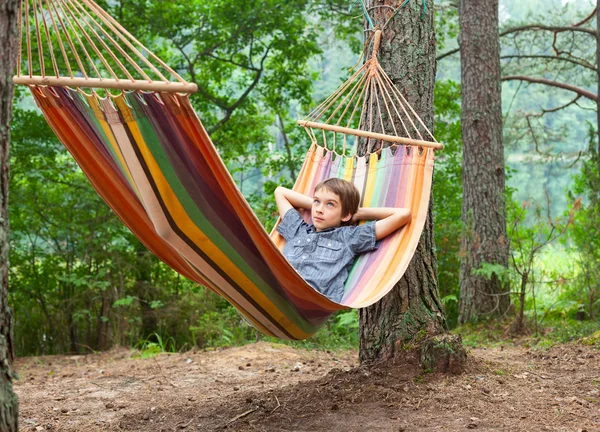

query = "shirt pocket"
[290,238,307,257]
[315,238,343,262]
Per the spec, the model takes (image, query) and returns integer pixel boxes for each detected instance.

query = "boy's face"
[312,187,352,232]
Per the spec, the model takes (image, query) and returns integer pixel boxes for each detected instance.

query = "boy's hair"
[314,178,361,222]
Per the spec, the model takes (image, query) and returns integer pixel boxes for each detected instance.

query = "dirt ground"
[14,340,600,431]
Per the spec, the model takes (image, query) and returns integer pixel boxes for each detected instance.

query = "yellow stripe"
[343,156,354,181]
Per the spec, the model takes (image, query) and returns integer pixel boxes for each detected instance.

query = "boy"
[274,178,411,303]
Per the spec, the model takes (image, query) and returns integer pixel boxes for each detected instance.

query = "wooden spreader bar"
[297,120,444,150]
[13,76,198,93]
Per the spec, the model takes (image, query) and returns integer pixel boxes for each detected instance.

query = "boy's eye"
[313,199,320,205]
[327,202,334,207]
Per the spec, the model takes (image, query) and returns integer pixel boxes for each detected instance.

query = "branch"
[573,7,597,27]
[204,52,259,72]
[540,94,582,114]
[207,46,272,135]
[502,75,597,101]
[522,95,585,159]
[277,112,297,179]
[195,25,252,59]
[500,24,595,37]
[437,23,596,61]
[436,47,459,61]
[500,54,597,71]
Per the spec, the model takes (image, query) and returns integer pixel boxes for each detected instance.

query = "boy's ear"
[341,213,353,223]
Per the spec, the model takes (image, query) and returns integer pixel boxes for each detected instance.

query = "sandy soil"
[14,341,600,431]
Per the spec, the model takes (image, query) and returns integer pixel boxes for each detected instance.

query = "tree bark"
[96,287,112,351]
[0,0,20,430]
[135,243,158,341]
[458,0,510,323]
[358,0,465,372]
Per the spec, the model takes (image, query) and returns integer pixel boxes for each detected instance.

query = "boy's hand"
[350,209,363,225]
[274,187,313,219]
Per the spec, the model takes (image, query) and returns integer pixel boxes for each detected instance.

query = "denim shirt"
[277,209,377,303]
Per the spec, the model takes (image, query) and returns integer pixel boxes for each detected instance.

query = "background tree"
[0,0,19,429]
[358,0,465,371]
[458,0,510,323]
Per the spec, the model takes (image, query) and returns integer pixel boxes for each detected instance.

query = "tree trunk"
[359,0,465,373]
[0,0,20,430]
[458,0,510,323]
[66,305,80,354]
[135,243,158,341]
[96,287,112,351]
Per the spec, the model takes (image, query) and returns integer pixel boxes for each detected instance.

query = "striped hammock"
[15,0,441,339]
[28,86,434,340]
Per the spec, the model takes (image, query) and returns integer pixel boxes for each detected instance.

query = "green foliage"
[335,310,359,330]
[504,182,576,332]
[134,333,177,359]
[267,309,359,351]
[113,296,136,308]
[432,79,463,327]
[189,306,255,348]
[435,1,459,52]
[563,126,600,320]
[499,2,596,218]
[472,263,511,289]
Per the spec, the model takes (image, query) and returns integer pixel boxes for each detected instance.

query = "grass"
[454,317,600,350]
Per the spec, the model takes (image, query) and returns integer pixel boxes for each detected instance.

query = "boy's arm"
[274,186,313,219]
[353,207,412,241]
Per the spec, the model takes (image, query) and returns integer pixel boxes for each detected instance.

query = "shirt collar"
[307,224,336,234]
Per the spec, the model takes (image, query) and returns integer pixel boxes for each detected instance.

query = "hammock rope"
[15,0,196,92]
[297,30,440,153]
[13,0,443,339]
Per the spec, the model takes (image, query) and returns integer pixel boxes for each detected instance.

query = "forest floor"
[13,339,600,432]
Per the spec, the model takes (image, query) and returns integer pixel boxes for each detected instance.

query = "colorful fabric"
[29,86,435,340]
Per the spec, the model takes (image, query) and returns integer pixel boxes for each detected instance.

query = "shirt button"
[328,243,332,246]
[302,255,306,259]
[306,238,311,242]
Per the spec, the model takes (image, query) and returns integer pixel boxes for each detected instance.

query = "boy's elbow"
[398,208,412,225]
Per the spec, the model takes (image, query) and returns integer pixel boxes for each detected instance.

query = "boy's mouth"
[314,217,324,222]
